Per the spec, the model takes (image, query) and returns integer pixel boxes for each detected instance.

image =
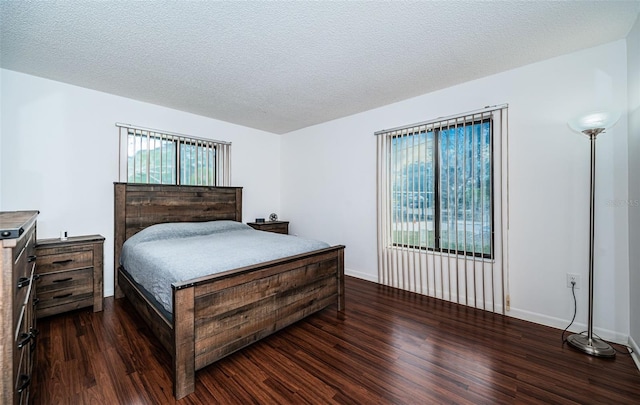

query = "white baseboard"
[345,268,378,283]
[507,306,629,345]
[629,335,640,372]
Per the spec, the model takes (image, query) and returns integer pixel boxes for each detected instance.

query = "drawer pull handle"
[52,259,73,265]
[17,332,33,349]
[17,277,30,289]
[17,374,30,393]
[53,293,72,299]
[33,297,40,307]
[34,273,41,281]
[29,328,40,351]
[28,255,37,263]
[52,277,73,283]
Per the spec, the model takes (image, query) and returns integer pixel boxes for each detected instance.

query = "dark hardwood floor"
[33,276,640,404]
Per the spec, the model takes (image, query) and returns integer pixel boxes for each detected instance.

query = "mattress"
[120,220,330,314]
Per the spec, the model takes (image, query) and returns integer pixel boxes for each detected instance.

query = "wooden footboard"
[172,245,345,399]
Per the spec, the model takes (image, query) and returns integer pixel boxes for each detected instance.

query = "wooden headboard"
[113,182,243,295]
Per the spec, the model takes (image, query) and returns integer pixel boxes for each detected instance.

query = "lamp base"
[566,333,616,357]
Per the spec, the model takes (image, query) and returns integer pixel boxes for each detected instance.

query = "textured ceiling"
[1,1,639,134]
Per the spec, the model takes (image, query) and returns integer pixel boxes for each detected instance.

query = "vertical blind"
[375,105,509,314]
[117,123,231,186]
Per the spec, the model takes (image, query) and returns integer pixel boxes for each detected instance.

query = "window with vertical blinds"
[376,105,509,314]
[389,118,493,258]
[117,124,231,186]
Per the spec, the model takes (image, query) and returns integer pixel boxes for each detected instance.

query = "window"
[376,105,508,312]
[117,124,231,186]
[387,117,493,258]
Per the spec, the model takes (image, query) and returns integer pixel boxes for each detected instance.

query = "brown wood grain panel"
[13,254,31,331]
[173,287,195,400]
[194,258,336,321]
[36,267,92,293]
[275,276,336,314]
[36,250,93,274]
[193,275,337,370]
[274,294,336,334]
[36,297,94,318]
[195,324,277,371]
[336,247,345,312]
[114,184,127,299]
[195,283,275,335]
[247,221,289,234]
[92,239,104,312]
[196,298,274,341]
[37,286,93,308]
[117,270,172,353]
[194,299,276,361]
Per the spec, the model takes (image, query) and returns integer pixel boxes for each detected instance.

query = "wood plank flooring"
[33,276,640,404]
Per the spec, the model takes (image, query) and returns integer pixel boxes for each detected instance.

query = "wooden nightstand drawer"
[247,221,289,234]
[35,234,104,317]
[36,250,93,274]
[37,267,93,293]
[37,267,94,318]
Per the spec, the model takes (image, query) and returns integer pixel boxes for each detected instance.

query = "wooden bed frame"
[113,183,345,399]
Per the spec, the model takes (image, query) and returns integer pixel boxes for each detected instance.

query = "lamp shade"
[568,110,621,133]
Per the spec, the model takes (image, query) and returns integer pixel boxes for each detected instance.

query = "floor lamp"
[566,110,620,358]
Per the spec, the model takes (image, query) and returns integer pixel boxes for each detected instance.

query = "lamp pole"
[565,127,615,357]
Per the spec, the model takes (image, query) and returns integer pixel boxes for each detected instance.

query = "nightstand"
[35,234,105,318]
[247,221,289,235]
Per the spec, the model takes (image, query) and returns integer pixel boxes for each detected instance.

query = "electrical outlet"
[566,273,581,289]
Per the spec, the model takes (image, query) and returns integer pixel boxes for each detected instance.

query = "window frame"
[118,124,230,187]
[390,118,494,259]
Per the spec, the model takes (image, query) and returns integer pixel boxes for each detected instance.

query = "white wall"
[0,69,282,297]
[628,14,640,355]
[281,40,630,342]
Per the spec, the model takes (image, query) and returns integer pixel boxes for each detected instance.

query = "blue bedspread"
[120,221,330,314]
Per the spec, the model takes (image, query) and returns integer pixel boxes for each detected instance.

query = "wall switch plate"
[567,273,581,289]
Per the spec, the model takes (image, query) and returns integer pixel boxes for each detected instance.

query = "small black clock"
[269,213,278,221]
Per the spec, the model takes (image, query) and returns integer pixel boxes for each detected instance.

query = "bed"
[113,183,345,399]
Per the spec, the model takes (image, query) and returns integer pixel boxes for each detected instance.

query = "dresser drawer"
[14,324,34,400]
[12,231,35,327]
[14,350,31,405]
[14,269,36,405]
[13,263,35,338]
[36,250,93,274]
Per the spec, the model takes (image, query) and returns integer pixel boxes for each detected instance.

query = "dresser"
[35,235,104,318]
[247,221,289,234]
[0,210,39,405]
